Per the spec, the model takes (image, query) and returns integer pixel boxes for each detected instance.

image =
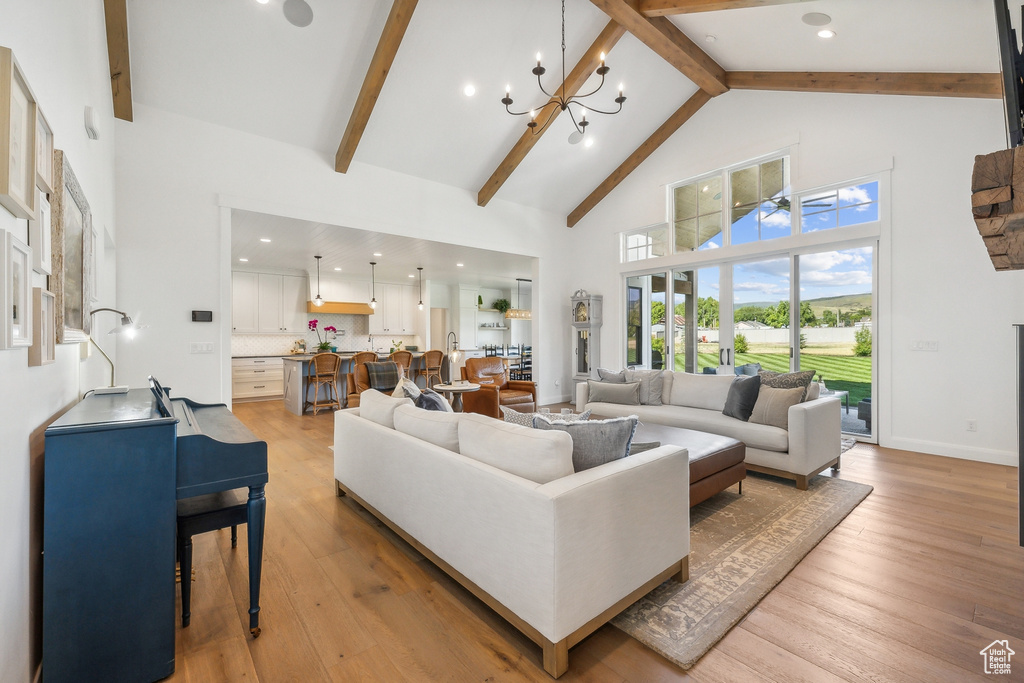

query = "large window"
[623,225,669,262]
[730,157,791,245]
[673,175,722,251]
[801,181,879,232]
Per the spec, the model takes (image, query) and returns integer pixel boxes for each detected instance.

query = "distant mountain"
[804,293,872,317]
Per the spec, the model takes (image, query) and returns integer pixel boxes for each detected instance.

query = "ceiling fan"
[761,196,831,218]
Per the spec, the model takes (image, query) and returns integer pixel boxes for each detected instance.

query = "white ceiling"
[130,0,1001,277]
[231,209,534,291]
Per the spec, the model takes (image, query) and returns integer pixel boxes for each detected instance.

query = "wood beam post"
[725,71,1002,98]
[639,0,815,16]
[567,89,712,227]
[588,0,727,95]
[477,21,627,207]
[103,0,133,122]
[335,0,419,173]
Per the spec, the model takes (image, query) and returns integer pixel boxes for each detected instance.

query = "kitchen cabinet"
[369,283,417,335]
[232,272,259,333]
[232,357,284,400]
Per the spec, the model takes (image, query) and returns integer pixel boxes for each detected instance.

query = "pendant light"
[369,261,377,309]
[313,255,324,307]
[417,267,424,310]
[506,278,532,320]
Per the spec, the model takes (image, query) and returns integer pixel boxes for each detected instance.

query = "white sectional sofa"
[578,371,841,490]
[334,400,690,678]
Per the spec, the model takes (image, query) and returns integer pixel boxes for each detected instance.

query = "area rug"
[841,436,858,453]
[611,474,873,669]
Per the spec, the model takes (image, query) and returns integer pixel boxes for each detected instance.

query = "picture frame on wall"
[0,230,33,349]
[51,149,92,344]
[29,188,50,275]
[35,106,53,194]
[28,287,54,366]
[0,46,38,220]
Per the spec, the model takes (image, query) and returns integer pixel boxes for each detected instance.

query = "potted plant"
[309,319,337,351]
[493,298,511,314]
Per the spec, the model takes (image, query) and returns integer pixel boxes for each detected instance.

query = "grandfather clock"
[571,291,602,404]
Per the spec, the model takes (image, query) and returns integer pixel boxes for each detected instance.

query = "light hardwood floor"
[168,400,1023,682]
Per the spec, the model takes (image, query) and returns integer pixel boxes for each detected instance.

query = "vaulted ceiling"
[119,0,1001,225]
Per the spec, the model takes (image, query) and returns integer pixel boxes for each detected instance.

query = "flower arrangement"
[308,319,337,351]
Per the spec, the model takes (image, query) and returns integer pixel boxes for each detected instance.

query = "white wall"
[114,105,574,405]
[0,1,119,679]
[570,89,1024,465]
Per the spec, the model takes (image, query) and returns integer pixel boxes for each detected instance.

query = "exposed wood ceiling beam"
[335,0,418,174]
[588,0,728,95]
[639,0,815,16]
[567,89,712,228]
[477,21,628,208]
[726,71,1002,98]
[103,0,133,122]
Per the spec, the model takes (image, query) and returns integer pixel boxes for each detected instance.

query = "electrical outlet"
[967,419,977,432]
[336,329,345,336]
[911,340,939,352]
[189,342,214,354]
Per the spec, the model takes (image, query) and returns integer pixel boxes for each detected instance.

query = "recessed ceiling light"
[408,274,415,278]
[463,84,476,97]
[584,137,594,148]
[283,0,313,27]
[256,0,269,4]
[334,267,342,271]
[802,12,831,27]
[260,238,271,242]
[373,252,382,257]
[705,34,716,43]
[456,263,464,267]
[817,28,836,39]
[239,258,249,262]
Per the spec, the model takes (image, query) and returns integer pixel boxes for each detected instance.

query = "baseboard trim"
[883,437,1015,466]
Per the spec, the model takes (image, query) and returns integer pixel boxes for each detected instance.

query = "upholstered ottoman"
[633,423,746,507]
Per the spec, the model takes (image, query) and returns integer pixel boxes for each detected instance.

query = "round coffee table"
[432,382,480,412]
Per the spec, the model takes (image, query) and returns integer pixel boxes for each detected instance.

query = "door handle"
[719,348,725,366]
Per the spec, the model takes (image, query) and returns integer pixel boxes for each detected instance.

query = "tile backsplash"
[231,313,419,356]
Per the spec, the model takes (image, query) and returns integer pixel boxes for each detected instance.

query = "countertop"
[233,351,426,360]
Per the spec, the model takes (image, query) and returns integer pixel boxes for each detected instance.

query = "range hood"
[306,301,374,315]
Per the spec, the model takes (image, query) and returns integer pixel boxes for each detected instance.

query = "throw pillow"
[749,386,804,430]
[365,361,401,391]
[534,415,639,472]
[628,441,661,456]
[805,381,821,402]
[415,388,453,412]
[391,377,422,400]
[499,406,591,427]
[722,374,761,422]
[531,409,593,427]
[734,362,762,376]
[587,379,640,405]
[669,372,735,411]
[359,389,414,429]
[393,404,460,452]
[758,369,816,401]
[625,368,665,405]
[597,368,626,383]
[457,413,574,484]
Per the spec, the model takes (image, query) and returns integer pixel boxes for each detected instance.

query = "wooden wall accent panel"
[477,21,627,208]
[726,71,1002,98]
[971,148,1024,271]
[639,0,815,15]
[567,89,712,227]
[335,0,419,174]
[103,0,133,122]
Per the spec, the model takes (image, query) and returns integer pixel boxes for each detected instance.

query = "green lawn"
[686,352,872,405]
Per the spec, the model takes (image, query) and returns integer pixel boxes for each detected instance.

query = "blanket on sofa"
[366,361,401,391]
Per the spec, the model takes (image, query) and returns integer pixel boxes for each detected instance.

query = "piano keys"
[43,383,268,682]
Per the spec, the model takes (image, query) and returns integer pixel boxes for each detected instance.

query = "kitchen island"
[283,351,425,415]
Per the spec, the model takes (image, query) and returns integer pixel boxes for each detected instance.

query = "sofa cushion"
[534,416,639,473]
[415,388,453,412]
[625,368,665,405]
[750,386,805,430]
[758,369,816,401]
[392,377,422,400]
[669,372,735,411]
[597,368,626,383]
[722,374,761,421]
[360,389,414,428]
[588,379,640,405]
[457,412,574,484]
[500,389,535,406]
[393,404,460,452]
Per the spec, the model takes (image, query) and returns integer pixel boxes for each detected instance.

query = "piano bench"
[176,489,248,628]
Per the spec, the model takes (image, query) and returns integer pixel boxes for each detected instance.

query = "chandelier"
[505,278,532,320]
[501,0,625,141]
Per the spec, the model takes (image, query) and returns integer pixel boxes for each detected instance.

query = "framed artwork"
[0,46,37,220]
[0,230,32,349]
[28,188,50,275]
[28,287,54,366]
[51,150,92,344]
[35,106,53,194]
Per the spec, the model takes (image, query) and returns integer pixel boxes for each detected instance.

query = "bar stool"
[176,489,248,629]
[305,353,342,415]
[389,350,414,377]
[419,349,444,389]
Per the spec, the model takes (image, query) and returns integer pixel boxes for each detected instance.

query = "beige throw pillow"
[587,379,640,405]
[749,386,805,430]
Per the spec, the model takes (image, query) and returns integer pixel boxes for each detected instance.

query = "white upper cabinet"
[232,272,259,333]
[232,271,308,335]
[369,283,418,336]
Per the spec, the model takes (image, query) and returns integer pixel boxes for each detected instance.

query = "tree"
[697,297,719,328]
[821,309,837,327]
[799,301,817,327]
[734,305,766,323]
[763,300,790,328]
[853,327,872,356]
[799,333,808,350]
[650,300,665,327]
[734,333,749,353]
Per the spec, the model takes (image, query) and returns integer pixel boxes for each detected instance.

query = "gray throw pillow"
[758,369,816,401]
[628,441,660,456]
[749,386,804,430]
[415,389,452,412]
[534,416,639,472]
[625,368,664,405]
[587,379,640,405]
[597,368,626,383]
[722,374,761,422]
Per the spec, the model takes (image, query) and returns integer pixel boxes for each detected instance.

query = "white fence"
[695,327,863,344]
